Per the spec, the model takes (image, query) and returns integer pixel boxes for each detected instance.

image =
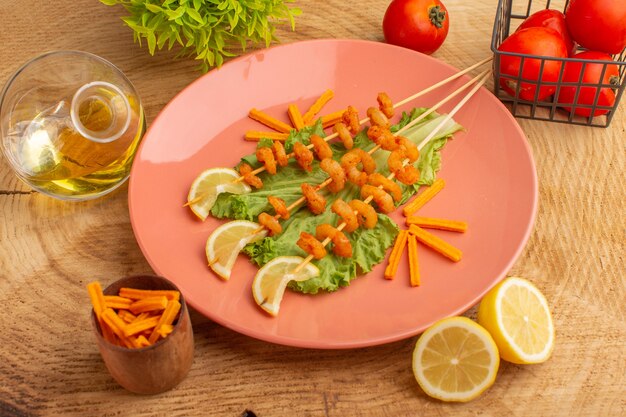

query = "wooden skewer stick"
[292,71,490,274]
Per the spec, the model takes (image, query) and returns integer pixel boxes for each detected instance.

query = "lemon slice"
[252,256,319,316]
[206,220,267,280]
[412,316,500,402]
[188,168,251,220]
[477,276,555,364]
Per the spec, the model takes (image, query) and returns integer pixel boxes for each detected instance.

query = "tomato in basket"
[383,0,449,55]
[497,27,568,101]
[565,0,626,54]
[557,51,620,117]
[517,9,575,56]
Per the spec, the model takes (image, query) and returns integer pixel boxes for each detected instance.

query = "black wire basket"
[491,0,626,127]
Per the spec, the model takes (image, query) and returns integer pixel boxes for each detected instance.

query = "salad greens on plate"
[211,108,462,293]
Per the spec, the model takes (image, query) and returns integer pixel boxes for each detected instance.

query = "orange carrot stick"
[409,225,462,262]
[135,335,151,348]
[148,299,182,344]
[287,104,305,130]
[248,108,292,133]
[87,282,106,318]
[118,309,137,323]
[118,288,180,301]
[408,234,421,286]
[384,230,409,280]
[102,308,129,340]
[104,295,133,310]
[156,324,174,339]
[405,216,468,233]
[123,316,160,337]
[303,89,334,124]
[403,178,446,216]
[129,296,168,315]
[321,109,346,129]
[244,131,289,142]
[132,312,152,322]
[87,282,117,344]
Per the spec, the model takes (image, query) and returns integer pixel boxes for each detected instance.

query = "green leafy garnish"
[256,138,274,149]
[100,0,301,72]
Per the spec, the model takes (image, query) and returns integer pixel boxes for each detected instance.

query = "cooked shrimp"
[368,173,402,202]
[256,147,277,174]
[394,165,420,185]
[334,122,354,149]
[367,126,398,151]
[293,142,314,172]
[396,136,419,162]
[377,92,394,119]
[346,167,368,186]
[297,232,327,259]
[272,140,289,167]
[238,163,263,188]
[379,130,400,151]
[349,199,378,229]
[320,158,346,193]
[387,148,407,173]
[331,198,358,233]
[301,183,327,215]
[387,146,420,185]
[310,134,333,160]
[258,212,282,236]
[268,196,289,220]
[360,184,395,213]
[354,148,377,173]
[367,125,384,142]
[315,223,338,240]
[340,148,376,186]
[315,224,352,258]
[342,105,360,133]
[366,107,390,129]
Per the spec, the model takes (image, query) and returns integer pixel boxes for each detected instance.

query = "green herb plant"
[100,0,301,71]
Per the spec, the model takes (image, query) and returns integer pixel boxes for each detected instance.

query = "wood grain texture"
[0,1,624,416]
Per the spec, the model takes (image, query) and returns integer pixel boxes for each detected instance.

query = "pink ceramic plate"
[129,39,537,349]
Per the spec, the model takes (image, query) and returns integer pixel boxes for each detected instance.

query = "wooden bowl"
[91,275,194,394]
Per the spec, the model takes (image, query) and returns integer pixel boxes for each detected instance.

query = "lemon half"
[252,256,319,316]
[188,167,250,220]
[412,316,500,402]
[478,276,555,364]
[206,220,267,280]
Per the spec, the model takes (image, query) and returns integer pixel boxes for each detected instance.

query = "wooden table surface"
[1,1,624,416]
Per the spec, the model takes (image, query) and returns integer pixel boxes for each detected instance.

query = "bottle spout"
[70,81,131,143]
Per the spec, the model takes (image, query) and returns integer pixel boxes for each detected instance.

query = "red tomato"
[517,9,575,56]
[565,0,626,54]
[557,51,619,117]
[383,0,449,55]
[497,27,568,101]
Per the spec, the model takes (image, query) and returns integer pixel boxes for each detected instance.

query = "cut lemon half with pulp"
[477,276,555,364]
[412,316,500,402]
[188,168,250,220]
[252,256,319,317]
[206,220,267,280]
